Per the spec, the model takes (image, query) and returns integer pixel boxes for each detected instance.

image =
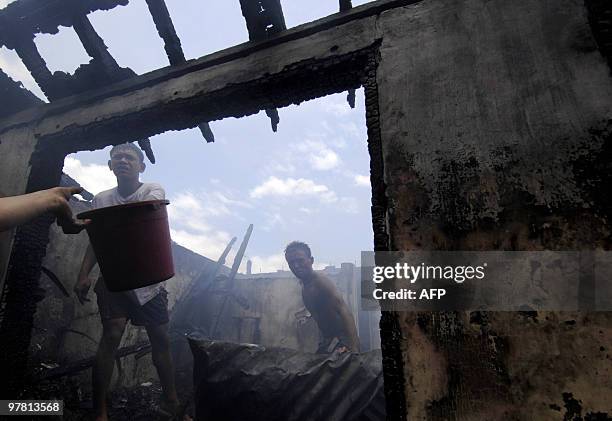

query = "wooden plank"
[12,37,58,100]
[40,341,151,380]
[72,14,157,162]
[0,0,417,138]
[340,0,353,12]
[144,0,214,142]
[72,15,118,73]
[0,0,128,48]
[144,0,185,66]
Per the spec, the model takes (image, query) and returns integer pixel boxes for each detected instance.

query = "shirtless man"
[284,241,359,353]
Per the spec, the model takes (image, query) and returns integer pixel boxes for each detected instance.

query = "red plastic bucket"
[77,200,174,292]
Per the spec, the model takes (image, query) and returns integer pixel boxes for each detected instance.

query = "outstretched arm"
[0,186,88,233]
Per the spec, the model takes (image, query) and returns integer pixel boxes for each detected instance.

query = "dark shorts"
[95,278,169,327]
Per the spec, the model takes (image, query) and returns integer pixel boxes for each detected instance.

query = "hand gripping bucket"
[77,200,174,292]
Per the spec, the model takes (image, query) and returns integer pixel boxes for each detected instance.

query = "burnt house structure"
[1,0,612,419]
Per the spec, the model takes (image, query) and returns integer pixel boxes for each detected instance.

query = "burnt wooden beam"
[340,0,353,12]
[0,0,416,140]
[239,0,287,132]
[144,0,185,66]
[339,0,356,108]
[72,14,119,74]
[71,12,156,162]
[197,122,215,142]
[0,69,43,119]
[0,0,128,49]
[2,0,156,159]
[144,0,214,142]
[11,36,59,101]
[40,341,151,380]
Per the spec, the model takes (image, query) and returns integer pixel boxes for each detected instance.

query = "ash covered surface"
[24,369,194,420]
[190,339,386,421]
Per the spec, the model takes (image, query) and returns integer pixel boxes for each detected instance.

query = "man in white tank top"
[73,143,183,421]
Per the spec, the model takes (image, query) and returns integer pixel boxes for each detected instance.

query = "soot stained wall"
[376,0,612,419]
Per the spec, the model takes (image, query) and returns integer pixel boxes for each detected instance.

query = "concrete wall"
[376,0,612,418]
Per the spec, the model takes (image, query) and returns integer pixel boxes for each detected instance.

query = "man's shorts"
[94,278,169,327]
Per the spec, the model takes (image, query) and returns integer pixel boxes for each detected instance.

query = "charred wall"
[376,0,612,418]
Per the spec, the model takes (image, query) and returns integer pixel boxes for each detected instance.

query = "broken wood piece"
[145,0,215,143]
[39,341,151,380]
[40,266,70,298]
[198,122,215,143]
[340,1,356,108]
[347,89,356,108]
[144,0,185,66]
[12,35,58,100]
[265,108,280,132]
[209,224,253,339]
[239,0,286,132]
[72,13,118,73]
[137,139,156,164]
[340,0,353,12]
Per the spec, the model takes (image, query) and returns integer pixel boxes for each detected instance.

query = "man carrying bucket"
[74,143,184,421]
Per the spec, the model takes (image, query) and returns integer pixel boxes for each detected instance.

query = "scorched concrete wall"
[377,0,612,419]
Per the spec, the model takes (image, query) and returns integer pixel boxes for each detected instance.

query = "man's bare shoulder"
[313,273,342,297]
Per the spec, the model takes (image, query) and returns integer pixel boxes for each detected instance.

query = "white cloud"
[339,197,360,214]
[171,228,233,260]
[248,253,286,273]
[261,212,286,232]
[0,0,16,10]
[270,161,296,173]
[169,191,250,226]
[212,191,251,209]
[339,122,362,139]
[295,140,341,171]
[320,95,353,117]
[354,174,370,187]
[63,156,116,195]
[169,192,212,231]
[250,177,337,203]
[310,148,339,170]
[168,191,239,259]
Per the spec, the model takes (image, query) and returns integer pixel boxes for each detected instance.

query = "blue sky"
[0,0,375,272]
